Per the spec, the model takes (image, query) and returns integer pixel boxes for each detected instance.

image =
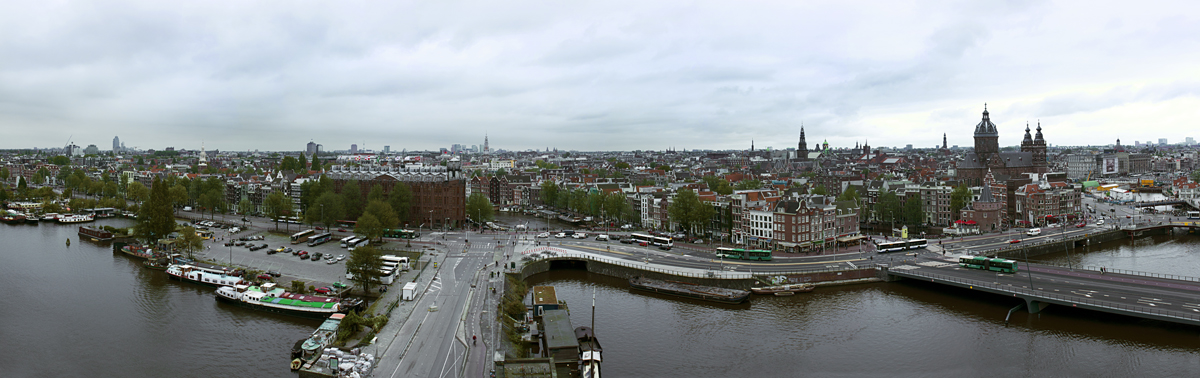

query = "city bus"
[958,255,1019,273]
[715,247,773,261]
[383,229,421,239]
[1188,211,1200,220]
[339,236,356,248]
[195,230,214,240]
[307,232,333,247]
[290,229,316,244]
[629,233,673,250]
[347,237,369,251]
[876,238,928,253]
[345,268,396,285]
[337,220,357,228]
[381,255,411,271]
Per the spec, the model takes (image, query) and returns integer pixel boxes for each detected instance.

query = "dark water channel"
[527,232,1200,377]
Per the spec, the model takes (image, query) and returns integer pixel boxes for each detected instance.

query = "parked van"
[1026,228,1041,236]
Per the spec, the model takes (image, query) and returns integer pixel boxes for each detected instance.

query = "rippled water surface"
[529,232,1200,377]
[0,220,317,378]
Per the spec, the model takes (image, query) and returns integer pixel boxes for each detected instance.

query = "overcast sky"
[2,0,1199,153]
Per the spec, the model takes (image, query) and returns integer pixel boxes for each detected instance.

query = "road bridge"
[884,255,1200,327]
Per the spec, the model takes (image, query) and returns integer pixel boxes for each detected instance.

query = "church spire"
[942,133,948,149]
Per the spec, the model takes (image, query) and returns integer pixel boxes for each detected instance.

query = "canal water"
[6,219,1200,377]
[0,219,316,378]
[528,231,1200,377]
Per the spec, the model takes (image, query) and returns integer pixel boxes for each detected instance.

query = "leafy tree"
[811,185,828,196]
[17,175,27,192]
[466,193,495,224]
[656,164,671,171]
[602,192,631,224]
[873,191,902,227]
[614,161,630,169]
[341,180,363,220]
[264,191,290,231]
[950,184,971,221]
[734,179,763,190]
[135,177,176,242]
[495,168,507,176]
[367,184,385,203]
[668,188,712,235]
[903,193,924,228]
[169,184,189,212]
[715,181,733,195]
[176,226,206,259]
[1191,170,1200,184]
[311,154,320,171]
[540,181,559,207]
[0,187,7,202]
[279,156,299,171]
[356,213,384,242]
[103,181,119,199]
[305,192,343,229]
[0,166,9,182]
[199,189,224,219]
[363,200,399,230]
[50,155,71,165]
[345,245,384,294]
[238,199,253,215]
[387,182,412,224]
[837,186,861,203]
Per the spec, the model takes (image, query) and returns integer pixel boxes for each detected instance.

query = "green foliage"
[238,199,253,215]
[539,181,559,206]
[176,226,205,258]
[903,193,923,227]
[306,192,343,228]
[734,179,763,190]
[367,184,385,203]
[279,155,301,172]
[49,155,71,165]
[387,182,413,224]
[356,213,384,242]
[264,191,290,230]
[135,177,177,242]
[950,184,971,221]
[837,186,861,203]
[656,164,671,171]
[290,280,307,294]
[346,246,384,294]
[495,168,507,176]
[810,185,828,195]
[466,193,494,223]
[614,161,630,169]
[668,188,714,235]
[170,183,189,210]
[602,191,632,223]
[873,191,902,226]
[311,154,320,171]
[341,180,364,220]
[364,200,399,229]
[126,181,149,202]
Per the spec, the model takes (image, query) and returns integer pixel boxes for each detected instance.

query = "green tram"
[715,247,773,261]
[958,256,1019,273]
[383,229,421,239]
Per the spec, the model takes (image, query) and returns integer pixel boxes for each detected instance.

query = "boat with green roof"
[215,283,364,319]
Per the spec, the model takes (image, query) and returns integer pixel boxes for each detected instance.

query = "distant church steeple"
[797,125,808,161]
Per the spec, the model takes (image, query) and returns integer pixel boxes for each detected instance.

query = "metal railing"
[890,269,1200,323]
[1080,266,1200,283]
[520,249,881,280]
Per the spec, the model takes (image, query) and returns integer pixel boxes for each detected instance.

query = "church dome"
[974,105,998,137]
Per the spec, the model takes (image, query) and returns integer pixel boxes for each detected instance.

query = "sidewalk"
[369,242,452,363]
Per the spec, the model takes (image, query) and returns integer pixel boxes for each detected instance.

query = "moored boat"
[750,283,815,295]
[628,276,750,304]
[576,326,602,378]
[215,283,364,319]
[166,264,245,288]
[79,226,115,241]
[2,210,27,224]
[57,214,95,224]
[41,213,60,222]
[119,244,158,260]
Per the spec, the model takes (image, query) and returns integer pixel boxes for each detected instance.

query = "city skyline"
[3,1,1200,151]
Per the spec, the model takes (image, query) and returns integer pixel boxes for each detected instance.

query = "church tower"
[1032,121,1047,168]
[797,126,808,161]
[973,104,1000,162]
[942,133,948,150]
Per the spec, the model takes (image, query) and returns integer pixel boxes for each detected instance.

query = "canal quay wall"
[514,255,879,290]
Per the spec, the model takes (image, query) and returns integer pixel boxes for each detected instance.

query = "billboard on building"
[1103,157,1118,174]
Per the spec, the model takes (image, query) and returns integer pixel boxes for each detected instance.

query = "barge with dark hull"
[628,276,750,304]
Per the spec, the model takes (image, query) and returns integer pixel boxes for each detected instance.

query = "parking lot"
[191,228,364,287]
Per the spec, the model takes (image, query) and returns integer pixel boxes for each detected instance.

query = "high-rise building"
[307,141,318,155]
[384,146,390,154]
[1187,137,1195,145]
[1159,138,1168,146]
[112,136,121,152]
[351,144,358,154]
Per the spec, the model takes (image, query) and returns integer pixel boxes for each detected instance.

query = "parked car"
[314,287,333,295]
[620,238,634,244]
[1009,239,1022,244]
[337,254,345,261]
[572,233,587,239]
[536,232,550,238]
[256,273,273,281]
[298,251,309,258]
[555,233,567,238]
[266,270,281,277]
[595,235,609,241]
[311,252,323,260]
[326,259,338,264]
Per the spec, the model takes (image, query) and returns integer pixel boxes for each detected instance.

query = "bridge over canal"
[883,255,1200,327]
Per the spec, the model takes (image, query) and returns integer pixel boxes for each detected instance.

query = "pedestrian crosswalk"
[916,261,957,268]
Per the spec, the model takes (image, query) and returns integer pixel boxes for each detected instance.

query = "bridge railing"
[892,268,1200,323]
[1080,266,1200,283]
[522,250,882,280]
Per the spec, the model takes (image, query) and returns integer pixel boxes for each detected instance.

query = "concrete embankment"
[515,256,879,290]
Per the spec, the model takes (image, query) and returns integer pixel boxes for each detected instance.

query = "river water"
[0,219,316,378]
[527,231,1200,378]
[5,219,1200,377]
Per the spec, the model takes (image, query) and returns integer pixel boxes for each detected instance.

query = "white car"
[537,232,550,238]
[337,254,345,261]
[572,233,587,239]
[555,233,567,238]
[1097,219,1105,225]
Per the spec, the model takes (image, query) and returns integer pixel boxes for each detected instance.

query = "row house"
[771,194,838,252]
[917,183,953,227]
[1014,181,1081,226]
[730,189,780,246]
